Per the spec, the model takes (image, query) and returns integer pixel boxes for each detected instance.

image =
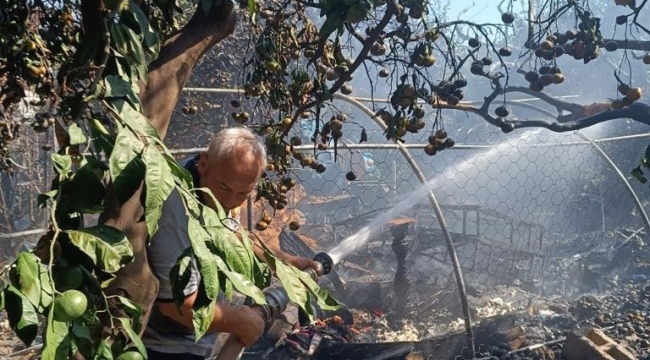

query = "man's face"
[196,151,263,213]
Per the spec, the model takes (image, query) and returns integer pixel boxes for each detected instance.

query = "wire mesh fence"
[252,132,646,328]
[2,92,650,356]
[0,121,51,264]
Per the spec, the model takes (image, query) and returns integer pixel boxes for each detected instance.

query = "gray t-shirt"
[142,190,218,357]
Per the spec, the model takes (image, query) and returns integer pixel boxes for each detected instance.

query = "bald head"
[196,127,267,212]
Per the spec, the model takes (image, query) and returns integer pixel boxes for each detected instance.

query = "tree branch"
[602,39,650,52]
[285,1,397,134]
[504,85,584,113]
[141,0,238,139]
[510,102,650,131]
[99,0,238,337]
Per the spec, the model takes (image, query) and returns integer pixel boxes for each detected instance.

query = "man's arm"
[156,292,264,346]
[240,231,322,275]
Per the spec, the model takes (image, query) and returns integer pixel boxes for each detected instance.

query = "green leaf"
[108,22,147,81]
[213,255,265,304]
[66,225,133,273]
[311,286,340,310]
[200,0,212,16]
[38,189,58,209]
[4,285,39,346]
[116,295,142,317]
[116,295,143,333]
[92,118,110,136]
[169,247,194,309]
[52,154,72,178]
[104,75,132,98]
[164,153,193,189]
[109,128,145,205]
[94,338,114,360]
[42,308,72,360]
[251,255,272,289]
[632,166,648,184]
[65,159,107,214]
[319,14,343,39]
[90,119,115,157]
[118,317,147,355]
[38,263,54,312]
[247,0,256,18]
[143,145,174,236]
[71,322,94,359]
[14,253,41,309]
[202,208,254,279]
[144,204,163,239]
[256,241,339,317]
[122,0,160,56]
[272,260,310,315]
[68,123,87,145]
[106,100,158,139]
[191,289,216,341]
[186,217,220,301]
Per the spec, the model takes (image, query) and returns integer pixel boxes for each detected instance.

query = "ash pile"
[241,225,650,360]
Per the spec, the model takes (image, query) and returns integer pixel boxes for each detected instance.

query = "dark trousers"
[147,348,205,360]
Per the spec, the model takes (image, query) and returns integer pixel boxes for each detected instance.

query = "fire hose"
[211,252,334,360]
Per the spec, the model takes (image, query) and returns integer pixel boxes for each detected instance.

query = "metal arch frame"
[575,131,650,235]
[179,87,650,354]
[330,93,476,355]
[181,87,477,355]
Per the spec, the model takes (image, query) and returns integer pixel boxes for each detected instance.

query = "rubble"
[563,328,635,360]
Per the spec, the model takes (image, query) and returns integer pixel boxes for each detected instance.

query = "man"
[143,127,321,359]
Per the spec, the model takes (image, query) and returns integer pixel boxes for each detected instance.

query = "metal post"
[601,199,606,232]
[509,224,514,245]
[393,159,398,196]
[462,210,467,235]
[576,131,650,236]
[332,93,476,357]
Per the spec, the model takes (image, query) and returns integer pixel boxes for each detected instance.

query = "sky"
[443,0,518,23]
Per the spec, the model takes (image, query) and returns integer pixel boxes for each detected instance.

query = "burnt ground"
[241,227,650,360]
[2,228,650,359]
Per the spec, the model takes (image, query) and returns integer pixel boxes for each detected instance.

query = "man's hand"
[233,306,265,346]
[157,292,265,346]
[286,255,322,277]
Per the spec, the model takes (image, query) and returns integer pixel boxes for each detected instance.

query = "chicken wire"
[2,91,650,349]
[165,90,650,343]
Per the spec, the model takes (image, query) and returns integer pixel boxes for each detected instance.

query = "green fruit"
[116,351,144,360]
[266,61,282,73]
[53,290,88,322]
[56,266,84,291]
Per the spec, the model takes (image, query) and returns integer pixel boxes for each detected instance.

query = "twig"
[3,343,43,358]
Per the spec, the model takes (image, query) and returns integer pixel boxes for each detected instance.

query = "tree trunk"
[100,0,237,335]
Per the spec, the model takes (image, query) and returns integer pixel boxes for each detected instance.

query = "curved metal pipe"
[181,87,476,355]
[332,93,476,357]
[575,131,650,235]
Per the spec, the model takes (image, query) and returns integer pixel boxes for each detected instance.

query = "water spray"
[213,252,334,360]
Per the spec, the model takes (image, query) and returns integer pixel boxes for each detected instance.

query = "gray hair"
[207,127,267,168]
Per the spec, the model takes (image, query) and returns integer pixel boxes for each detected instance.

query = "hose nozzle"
[260,252,333,320]
[313,252,333,275]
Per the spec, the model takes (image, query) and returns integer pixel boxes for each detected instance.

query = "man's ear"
[197,153,209,174]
